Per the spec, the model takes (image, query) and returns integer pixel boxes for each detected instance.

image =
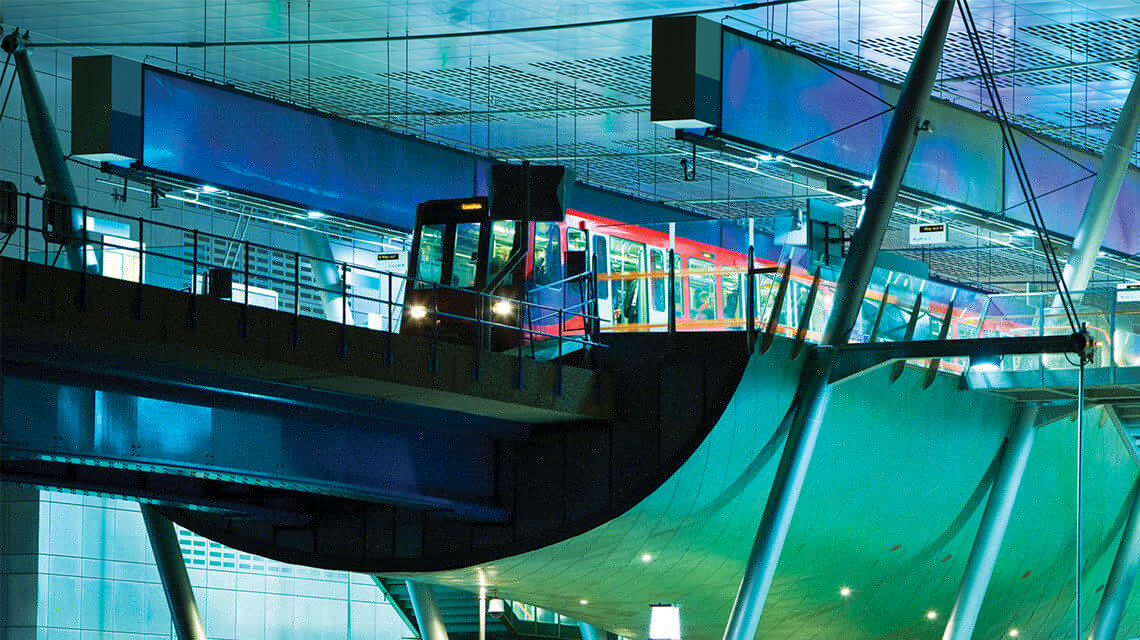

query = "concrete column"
[406,580,450,640]
[140,506,206,640]
[300,229,351,323]
[941,404,1038,640]
[1089,483,1140,640]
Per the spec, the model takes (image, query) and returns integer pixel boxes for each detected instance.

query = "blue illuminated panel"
[721,29,1002,213]
[142,68,489,230]
[1004,130,1140,255]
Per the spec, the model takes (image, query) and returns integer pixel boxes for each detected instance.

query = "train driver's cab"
[401,195,587,349]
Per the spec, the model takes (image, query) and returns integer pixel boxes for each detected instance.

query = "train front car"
[401,195,591,353]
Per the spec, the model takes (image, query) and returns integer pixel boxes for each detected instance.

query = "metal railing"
[0,192,605,364]
[7,190,1138,380]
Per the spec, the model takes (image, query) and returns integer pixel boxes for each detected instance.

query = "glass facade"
[3,488,411,640]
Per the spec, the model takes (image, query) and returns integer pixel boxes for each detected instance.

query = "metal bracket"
[829,331,1090,384]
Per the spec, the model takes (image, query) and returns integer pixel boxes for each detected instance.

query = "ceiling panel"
[4,0,1140,290]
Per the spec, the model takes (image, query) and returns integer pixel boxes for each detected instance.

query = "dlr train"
[397,194,997,354]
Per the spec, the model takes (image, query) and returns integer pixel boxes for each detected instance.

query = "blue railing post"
[339,262,349,357]
[1110,290,1118,382]
[556,307,563,395]
[186,229,198,329]
[20,194,29,301]
[77,205,88,310]
[135,216,145,319]
[292,251,301,348]
[240,239,250,337]
[746,246,755,350]
[385,272,394,366]
[668,248,677,335]
[430,284,439,374]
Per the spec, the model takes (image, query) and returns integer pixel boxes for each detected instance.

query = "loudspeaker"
[208,267,233,299]
[489,163,573,222]
[0,181,16,234]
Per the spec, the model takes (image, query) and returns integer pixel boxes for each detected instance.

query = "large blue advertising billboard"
[720,29,1003,213]
[142,68,490,230]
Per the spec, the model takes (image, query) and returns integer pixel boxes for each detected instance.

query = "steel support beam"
[406,580,451,640]
[1089,483,1140,640]
[722,347,835,640]
[823,0,955,347]
[578,621,606,640]
[140,505,206,640]
[1,31,96,272]
[941,404,1038,640]
[1061,62,1140,294]
[721,2,955,639]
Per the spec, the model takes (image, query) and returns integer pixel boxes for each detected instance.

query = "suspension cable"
[956,0,1080,333]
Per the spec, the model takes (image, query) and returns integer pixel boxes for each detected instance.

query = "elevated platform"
[1,257,753,569]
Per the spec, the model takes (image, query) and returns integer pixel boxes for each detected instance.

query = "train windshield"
[488,220,516,285]
[452,222,480,287]
[417,224,445,286]
[534,222,562,286]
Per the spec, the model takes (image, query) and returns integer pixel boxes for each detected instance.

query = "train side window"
[417,224,446,286]
[650,248,665,313]
[592,235,609,300]
[488,220,516,285]
[689,257,715,320]
[723,273,742,320]
[451,222,480,288]
[567,227,586,252]
[534,222,563,286]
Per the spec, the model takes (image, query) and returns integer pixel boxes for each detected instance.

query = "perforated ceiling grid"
[856,30,1119,88]
[9,0,1140,290]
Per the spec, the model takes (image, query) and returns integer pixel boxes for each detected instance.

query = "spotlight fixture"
[408,304,428,320]
[492,300,513,317]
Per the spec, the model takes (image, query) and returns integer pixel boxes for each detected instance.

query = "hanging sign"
[909,223,947,245]
[1118,282,1140,303]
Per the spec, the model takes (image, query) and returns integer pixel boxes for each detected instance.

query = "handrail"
[1,191,606,358]
[8,189,1140,377]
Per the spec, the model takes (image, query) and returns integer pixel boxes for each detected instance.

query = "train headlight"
[408,304,428,320]
[491,300,514,317]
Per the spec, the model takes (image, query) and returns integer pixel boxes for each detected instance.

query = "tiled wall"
[16,489,412,640]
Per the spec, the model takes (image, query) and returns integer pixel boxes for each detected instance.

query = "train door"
[609,236,646,325]
[592,234,612,327]
[647,247,668,329]
[722,270,743,329]
[527,221,566,324]
[688,256,716,321]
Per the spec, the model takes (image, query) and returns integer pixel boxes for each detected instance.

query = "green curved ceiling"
[390,337,1140,640]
